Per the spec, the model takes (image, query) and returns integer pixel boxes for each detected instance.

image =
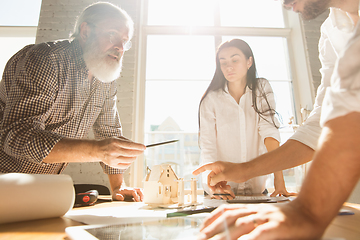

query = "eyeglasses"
[88,23,132,51]
[108,31,132,51]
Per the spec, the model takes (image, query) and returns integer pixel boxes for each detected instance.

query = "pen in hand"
[146,139,179,148]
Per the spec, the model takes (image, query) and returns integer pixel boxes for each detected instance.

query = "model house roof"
[145,164,179,182]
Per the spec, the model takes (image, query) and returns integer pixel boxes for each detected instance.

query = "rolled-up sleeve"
[290,25,335,150]
[321,28,360,126]
[0,46,65,164]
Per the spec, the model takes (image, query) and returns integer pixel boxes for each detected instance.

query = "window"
[0,0,42,77]
[133,0,313,192]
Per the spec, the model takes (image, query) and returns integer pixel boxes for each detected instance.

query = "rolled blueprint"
[0,173,75,224]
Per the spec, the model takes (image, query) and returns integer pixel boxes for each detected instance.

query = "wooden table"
[0,201,359,240]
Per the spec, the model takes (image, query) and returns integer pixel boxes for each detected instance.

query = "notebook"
[227,195,289,203]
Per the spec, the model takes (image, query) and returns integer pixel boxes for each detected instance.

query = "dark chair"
[74,184,111,195]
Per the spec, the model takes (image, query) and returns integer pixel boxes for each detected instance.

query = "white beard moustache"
[83,37,123,83]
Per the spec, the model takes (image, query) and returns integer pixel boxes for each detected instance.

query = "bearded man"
[0,2,145,202]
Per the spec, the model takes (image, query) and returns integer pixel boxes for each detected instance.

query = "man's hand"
[197,201,325,240]
[210,181,235,200]
[108,173,144,202]
[193,161,247,187]
[96,136,146,169]
[112,187,144,202]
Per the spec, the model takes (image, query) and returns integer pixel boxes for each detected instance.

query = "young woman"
[199,39,293,199]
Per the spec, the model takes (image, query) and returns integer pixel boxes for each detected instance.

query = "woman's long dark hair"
[198,39,279,130]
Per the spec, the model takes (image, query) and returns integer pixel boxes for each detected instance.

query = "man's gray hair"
[71,2,134,39]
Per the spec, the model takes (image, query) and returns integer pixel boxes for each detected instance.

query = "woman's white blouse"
[199,79,280,195]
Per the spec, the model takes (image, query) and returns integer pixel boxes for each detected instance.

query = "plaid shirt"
[0,39,124,175]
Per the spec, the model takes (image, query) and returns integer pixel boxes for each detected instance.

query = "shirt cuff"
[320,87,360,126]
[23,131,64,164]
[290,121,322,151]
[100,162,125,174]
[259,129,280,144]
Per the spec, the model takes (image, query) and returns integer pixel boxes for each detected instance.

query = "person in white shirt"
[290,7,356,149]
[193,2,359,198]
[198,39,293,199]
[195,0,360,239]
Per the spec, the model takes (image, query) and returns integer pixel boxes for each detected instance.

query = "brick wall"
[36,0,140,188]
[301,10,329,93]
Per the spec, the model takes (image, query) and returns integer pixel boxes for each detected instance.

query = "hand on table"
[196,201,324,240]
[210,181,235,200]
[112,187,144,202]
[270,188,297,197]
[270,172,297,197]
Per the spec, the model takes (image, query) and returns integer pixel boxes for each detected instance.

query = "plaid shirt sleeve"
[0,44,65,164]
[93,80,125,175]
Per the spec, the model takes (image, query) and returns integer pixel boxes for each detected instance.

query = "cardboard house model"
[143,164,180,205]
[143,164,198,206]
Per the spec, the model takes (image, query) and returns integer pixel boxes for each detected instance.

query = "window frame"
[131,0,314,188]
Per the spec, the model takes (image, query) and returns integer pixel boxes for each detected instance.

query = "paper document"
[0,173,75,224]
[65,202,168,225]
[203,195,289,207]
[227,195,289,203]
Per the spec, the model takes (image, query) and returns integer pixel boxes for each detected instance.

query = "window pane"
[219,0,285,28]
[270,81,295,128]
[145,81,210,133]
[0,0,42,26]
[146,35,216,80]
[148,0,216,26]
[222,36,290,81]
[144,81,209,188]
[0,37,36,77]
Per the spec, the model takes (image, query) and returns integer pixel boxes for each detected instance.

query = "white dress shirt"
[199,78,280,195]
[321,17,360,125]
[290,8,356,150]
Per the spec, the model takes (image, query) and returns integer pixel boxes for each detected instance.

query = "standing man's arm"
[197,112,360,240]
[44,137,145,168]
[289,112,360,236]
[44,137,145,201]
[193,133,314,187]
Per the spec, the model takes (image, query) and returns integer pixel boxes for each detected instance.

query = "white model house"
[143,164,180,204]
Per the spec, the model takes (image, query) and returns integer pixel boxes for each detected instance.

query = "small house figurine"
[143,164,179,204]
[143,164,197,206]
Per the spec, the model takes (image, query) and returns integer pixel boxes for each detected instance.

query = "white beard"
[83,36,123,83]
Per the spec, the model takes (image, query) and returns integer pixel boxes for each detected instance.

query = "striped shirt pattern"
[0,39,124,175]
